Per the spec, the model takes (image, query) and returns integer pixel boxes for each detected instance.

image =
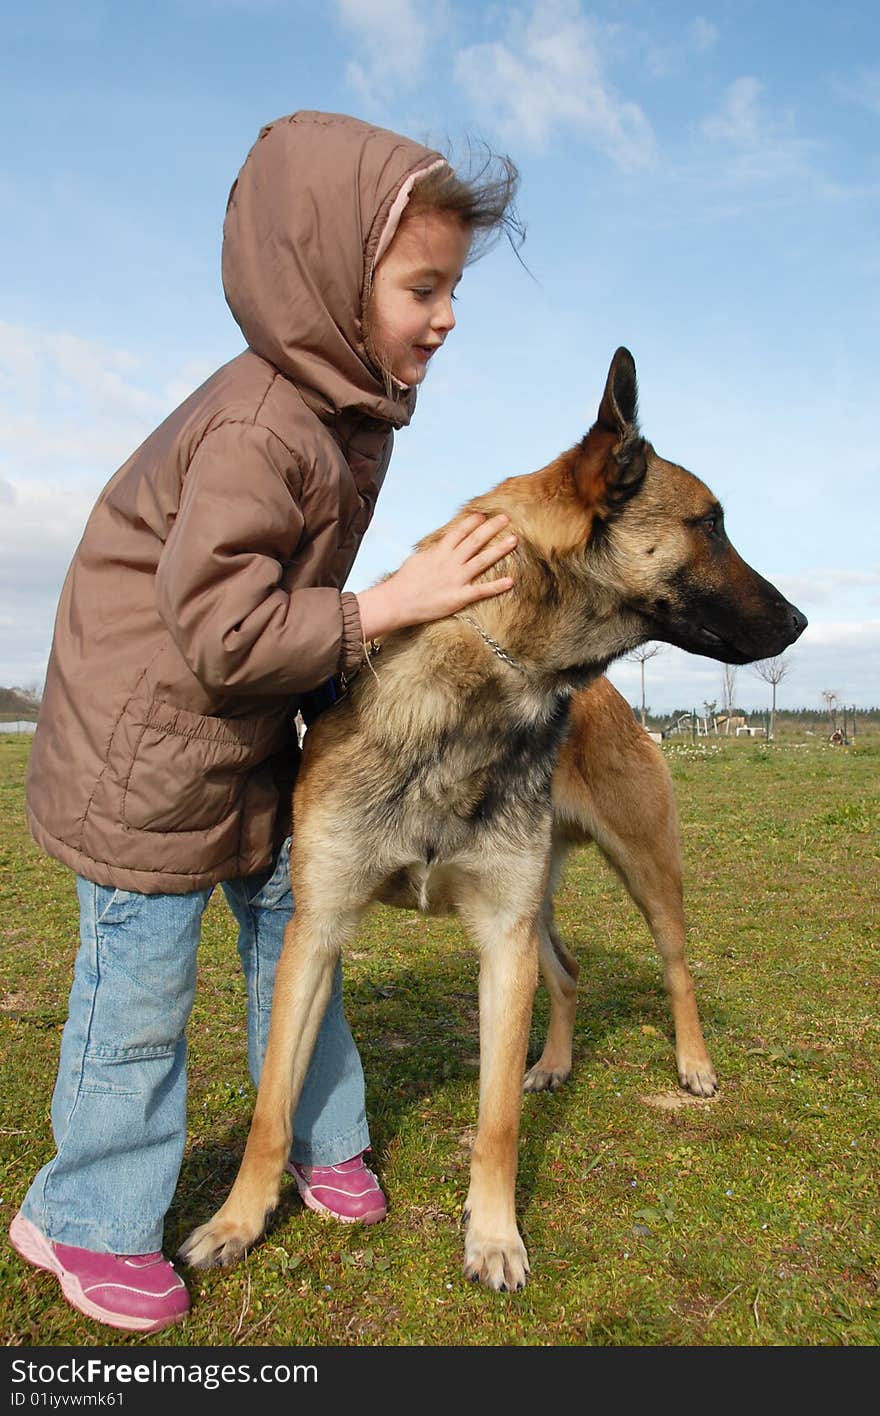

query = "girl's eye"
[412,287,432,300]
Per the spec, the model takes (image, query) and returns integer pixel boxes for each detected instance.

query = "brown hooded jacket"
[25,111,445,892]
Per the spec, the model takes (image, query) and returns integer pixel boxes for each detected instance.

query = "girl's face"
[367,210,471,387]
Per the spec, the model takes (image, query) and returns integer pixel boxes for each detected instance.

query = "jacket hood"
[222,110,447,430]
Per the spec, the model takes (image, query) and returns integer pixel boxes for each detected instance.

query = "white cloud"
[776,569,880,610]
[607,618,880,713]
[697,77,831,190]
[334,0,439,102]
[688,17,718,54]
[162,361,217,409]
[0,472,96,685]
[798,618,880,648]
[0,322,167,477]
[791,619,880,706]
[0,323,213,477]
[0,323,214,686]
[835,63,880,115]
[701,76,770,147]
[454,0,656,169]
[640,14,719,78]
[0,474,101,574]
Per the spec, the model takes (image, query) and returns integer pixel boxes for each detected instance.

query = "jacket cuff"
[339,591,365,677]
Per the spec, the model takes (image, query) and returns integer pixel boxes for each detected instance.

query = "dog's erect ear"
[573,347,647,519]
[597,347,638,436]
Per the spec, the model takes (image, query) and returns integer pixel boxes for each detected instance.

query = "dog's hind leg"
[179,896,365,1269]
[551,682,717,1096]
[524,841,580,1093]
[592,809,717,1096]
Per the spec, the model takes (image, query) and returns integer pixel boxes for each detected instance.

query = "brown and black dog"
[181,348,806,1291]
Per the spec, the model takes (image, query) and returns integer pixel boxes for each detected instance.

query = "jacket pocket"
[121,699,285,834]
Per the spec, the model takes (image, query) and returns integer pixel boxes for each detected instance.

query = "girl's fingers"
[446,511,510,552]
[467,513,511,550]
[471,575,514,600]
[444,512,489,548]
[466,535,517,575]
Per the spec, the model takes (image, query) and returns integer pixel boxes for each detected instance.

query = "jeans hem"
[289,1120,371,1167]
[18,1197,165,1257]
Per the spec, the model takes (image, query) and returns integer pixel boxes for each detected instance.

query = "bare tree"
[752,656,792,740]
[821,689,840,732]
[627,642,663,726]
[721,663,738,717]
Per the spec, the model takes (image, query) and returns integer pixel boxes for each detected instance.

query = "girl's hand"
[356,513,516,640]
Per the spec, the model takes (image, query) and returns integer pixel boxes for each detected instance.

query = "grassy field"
[1,728,877,1348]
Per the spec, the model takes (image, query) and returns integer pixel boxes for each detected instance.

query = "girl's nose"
[433,297,456,334]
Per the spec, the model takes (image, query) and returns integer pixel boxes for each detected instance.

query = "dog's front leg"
[179,915,344,1269]
[462,915,538,1291]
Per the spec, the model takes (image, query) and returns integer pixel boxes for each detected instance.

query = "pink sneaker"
[286,1152,387,1224]
[9,1211,189,1334]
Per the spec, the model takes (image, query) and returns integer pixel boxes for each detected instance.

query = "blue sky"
[1,0,878,715]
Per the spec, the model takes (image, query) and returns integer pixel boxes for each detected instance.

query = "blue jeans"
[20,839,369,1253]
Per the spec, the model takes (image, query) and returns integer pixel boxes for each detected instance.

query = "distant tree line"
[4,682,879,733]
[632,703,880,731]
[0,685,42,720]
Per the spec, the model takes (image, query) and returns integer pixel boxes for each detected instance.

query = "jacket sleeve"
[155,420,366,694]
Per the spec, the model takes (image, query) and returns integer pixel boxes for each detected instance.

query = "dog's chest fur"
[359,678,573,905]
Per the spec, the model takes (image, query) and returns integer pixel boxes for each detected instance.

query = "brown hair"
[363,143,525,390]
[406,144,525,264]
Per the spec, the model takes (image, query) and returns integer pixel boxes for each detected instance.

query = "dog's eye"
[702,514,722,538]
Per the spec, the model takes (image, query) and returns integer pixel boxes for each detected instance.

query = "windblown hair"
[406,143,525,263]
[363,142,525,391]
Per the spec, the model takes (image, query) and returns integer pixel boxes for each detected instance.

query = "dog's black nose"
[791,607,808,639]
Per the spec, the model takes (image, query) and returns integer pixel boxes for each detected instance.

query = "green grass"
[1,731,878,1347]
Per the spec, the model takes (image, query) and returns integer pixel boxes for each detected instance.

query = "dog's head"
[476,351,799,665]
[534,347,807,666]
[455,348,806,674]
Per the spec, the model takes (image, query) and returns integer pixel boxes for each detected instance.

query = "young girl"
[10,110,521,1334]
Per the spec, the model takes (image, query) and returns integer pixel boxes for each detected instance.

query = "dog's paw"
[677,1053,718,1097]
[177,1215,258,1270]
[462,1230,530,1292]
[522,1059,571,1092]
